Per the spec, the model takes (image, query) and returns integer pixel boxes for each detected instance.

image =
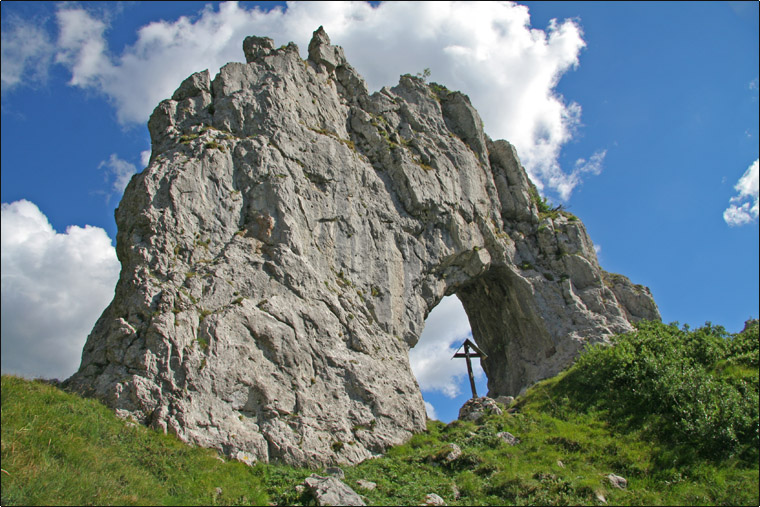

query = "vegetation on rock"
[528,185,579,222]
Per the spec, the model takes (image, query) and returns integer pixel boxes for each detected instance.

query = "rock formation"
[65,27,659,467]
[458,397,503,421]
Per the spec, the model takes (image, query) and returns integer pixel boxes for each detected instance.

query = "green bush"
[429,82,450,100]
[565,320,759,462]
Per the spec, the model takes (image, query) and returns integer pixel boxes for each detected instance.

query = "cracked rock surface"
[65,27,659,467]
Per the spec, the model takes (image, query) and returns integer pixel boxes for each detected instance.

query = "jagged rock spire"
[243,35,275,63]
[308,25,345,72]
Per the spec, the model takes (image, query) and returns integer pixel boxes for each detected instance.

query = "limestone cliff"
[66,27,659,467]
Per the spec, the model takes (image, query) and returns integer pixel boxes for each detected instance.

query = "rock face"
[65,27,659,467]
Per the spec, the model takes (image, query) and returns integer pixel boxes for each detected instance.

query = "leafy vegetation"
[416,68,431,82]
[204,140,226,152]
[2,320,757,505]
[179,133,199,144]
[429,81,451,101]
[558,320,759,463]
[529,185,578,221]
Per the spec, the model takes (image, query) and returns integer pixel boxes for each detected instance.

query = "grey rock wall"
[65,27,659,467]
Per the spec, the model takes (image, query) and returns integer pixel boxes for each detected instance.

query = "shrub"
[429,82,450,100]
[564,320,759,462]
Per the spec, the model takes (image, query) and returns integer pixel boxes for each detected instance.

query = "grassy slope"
[2,321,758,506]
[0,375,269,506]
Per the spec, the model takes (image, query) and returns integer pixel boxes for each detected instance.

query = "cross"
[452,338,487,399]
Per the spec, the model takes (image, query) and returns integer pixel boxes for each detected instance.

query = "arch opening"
[409,264,563,422]
[455,265,559,398]
[408,295,486,423]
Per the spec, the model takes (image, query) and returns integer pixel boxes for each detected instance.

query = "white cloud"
[1,200,119,380]
[43,1,592,198]
[99,153,138,195]
[723,159,759,226]
[140,150,151,168]
[574,149,606,177]
[424,401,438,420]
[51,2,273,124]
[1,15,55,91]
[54,8,112,88]
[409,295,484,398]
[549,149,607,201]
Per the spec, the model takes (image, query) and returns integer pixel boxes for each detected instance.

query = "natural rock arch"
[66,28,658,467]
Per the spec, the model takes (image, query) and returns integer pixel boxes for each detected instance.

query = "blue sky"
[2,1,758,424]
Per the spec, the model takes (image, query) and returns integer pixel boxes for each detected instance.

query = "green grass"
[204,141,226,152]
[1,375,269,505]
[2,321,757,505]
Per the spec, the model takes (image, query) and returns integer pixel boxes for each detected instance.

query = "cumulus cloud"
[34,1,594,198]
[575,149,606,177]
[140,150,152,168]
[424,401,438,420]
[723,159,759,226]
[99,153,139,195]
[1,200,119,380]
[1,15,55,91]
[409,295,484,398]
[54,7,111,88]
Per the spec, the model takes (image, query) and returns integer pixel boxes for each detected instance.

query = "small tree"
[416,68,431,82]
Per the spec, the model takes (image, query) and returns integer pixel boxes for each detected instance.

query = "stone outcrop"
[606,473,628,490]
[303,475,366,506]
[458,397,503,421]
[496,431,520,446]
[65,27,659,467]
[422,493,447,506]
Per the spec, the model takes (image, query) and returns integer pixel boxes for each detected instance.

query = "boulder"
[494,395,514,407]
[355,479,376,491]
[436,443,462,463]
[607,473,628,489]
[304,475,366,506]
[421,493,446,506]
[459,397,503,421]
[496,431,519,445]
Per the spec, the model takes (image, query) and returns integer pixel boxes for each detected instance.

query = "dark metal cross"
[452,338,487,398]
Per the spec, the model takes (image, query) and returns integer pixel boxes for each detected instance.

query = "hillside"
[2,320,757,506]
